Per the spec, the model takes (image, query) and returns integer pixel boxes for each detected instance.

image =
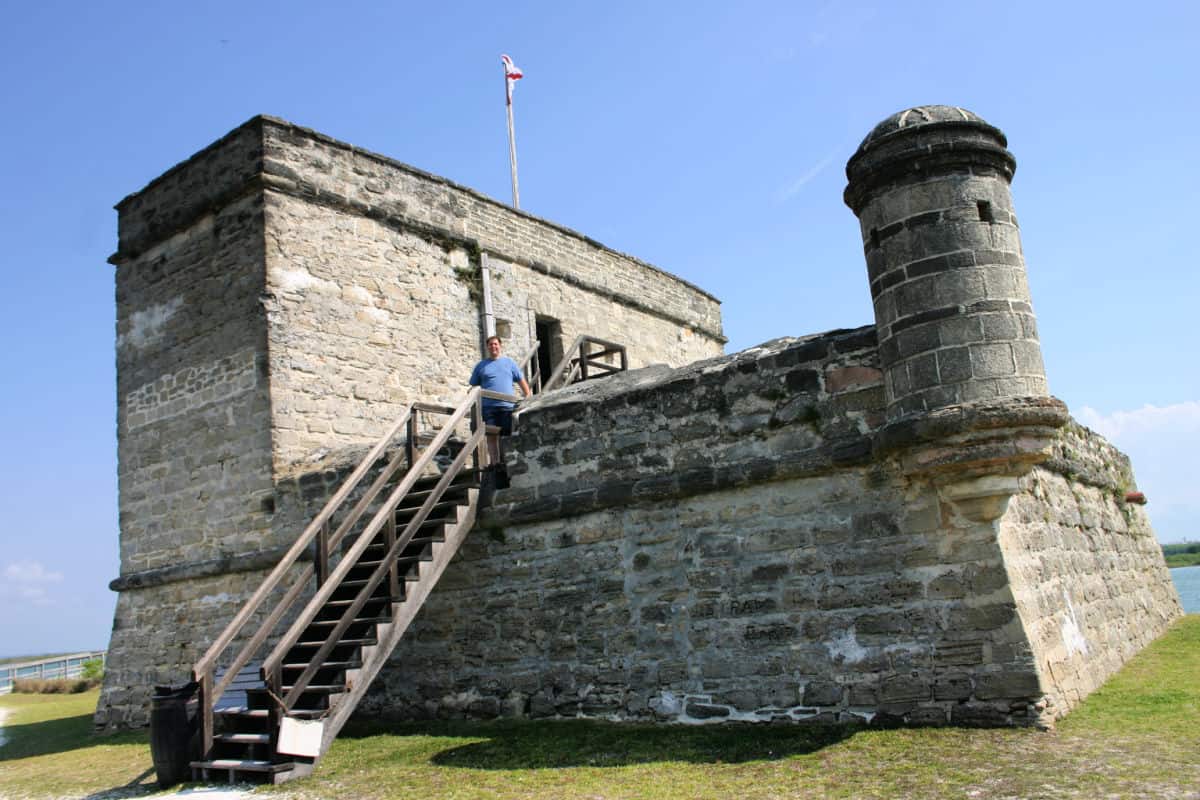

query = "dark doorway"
[534,317,561,394]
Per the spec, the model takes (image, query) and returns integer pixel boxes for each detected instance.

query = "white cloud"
[1076,402,1200,543]
[1077,401,1200,440]
[1,560,64,605]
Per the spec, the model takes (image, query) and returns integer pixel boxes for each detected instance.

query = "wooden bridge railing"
[541,335,628,394]
[516,339,542,395]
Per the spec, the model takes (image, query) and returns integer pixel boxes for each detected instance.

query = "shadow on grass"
[80,768,160,800]
[341,717,859,769]
[2,712,160,799]
[0,711,147,761]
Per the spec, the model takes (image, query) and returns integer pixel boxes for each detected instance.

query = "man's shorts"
[482,404,514,435]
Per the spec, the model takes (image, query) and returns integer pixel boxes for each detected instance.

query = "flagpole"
[505,67,521,209]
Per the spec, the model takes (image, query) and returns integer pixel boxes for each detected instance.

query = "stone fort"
[98,106,1181,756]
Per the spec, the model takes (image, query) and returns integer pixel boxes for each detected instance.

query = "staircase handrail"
[274,421,483,706]
[192,403,416,685]
[191,389,485,760]
[261,387,483,693]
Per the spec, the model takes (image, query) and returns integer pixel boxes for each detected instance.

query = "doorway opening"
[534,316,562,394]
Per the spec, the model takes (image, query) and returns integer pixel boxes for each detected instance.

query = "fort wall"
[365,338,1178,726]
[1001,426,1181,714]
[99,108,1182,733]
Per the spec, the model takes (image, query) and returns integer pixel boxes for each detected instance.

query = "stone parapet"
[372,331,1061,727]
[486,326,883,526]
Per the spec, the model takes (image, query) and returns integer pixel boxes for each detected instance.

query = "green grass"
[279,616,1200,800]
[3,618,1198,800]
[1162,542,1200,568]
[0,691,156,799]
[1165,552,1200,568]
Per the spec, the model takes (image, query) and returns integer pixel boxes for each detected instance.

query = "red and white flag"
[502,54,523,105]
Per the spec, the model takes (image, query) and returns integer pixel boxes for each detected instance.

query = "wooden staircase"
[188,393,486,784]
[182,336,630,786]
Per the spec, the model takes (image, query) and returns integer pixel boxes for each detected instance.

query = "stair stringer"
[314,489,479,757]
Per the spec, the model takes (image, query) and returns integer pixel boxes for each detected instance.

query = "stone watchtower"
[845,105,1047,422]
[843,105,1066,491]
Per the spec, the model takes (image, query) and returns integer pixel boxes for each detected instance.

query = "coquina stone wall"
[255,117,723,473]
[99,115,724,731]
[363,331,1062,726]
[100,132,277,728]
[1000,425,1182,715]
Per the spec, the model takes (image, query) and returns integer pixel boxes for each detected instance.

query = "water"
[1170,566,1200,613]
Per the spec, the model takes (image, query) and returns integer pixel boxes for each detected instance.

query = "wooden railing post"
[385,512,399,602]
[316,520,330,589]
[579,340,590,382]
[200,669,214,759]
[267,661,284,751]
[472,392,486,472]
[406,414,418,471]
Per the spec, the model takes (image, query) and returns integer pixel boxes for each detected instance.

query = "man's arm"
[509,358,531,398]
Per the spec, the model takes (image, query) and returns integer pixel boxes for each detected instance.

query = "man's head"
[486,335,502,359]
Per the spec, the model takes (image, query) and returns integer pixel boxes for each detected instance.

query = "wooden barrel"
[149,682,198,788]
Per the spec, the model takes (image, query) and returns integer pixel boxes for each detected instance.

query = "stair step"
[353,557,433,574]
[396,500,463,520]
[305,615,389,627]
[216,706,325,719]
[281,684,343,695]
[323,597,400,608]
[191,759,294,774]
[216,732,271,744]
[283,660,360,671]
[340,572,420,592]
[297,637,375,648]
[346,548,431,569]
[410,471,479,489]
[398,484,477,507]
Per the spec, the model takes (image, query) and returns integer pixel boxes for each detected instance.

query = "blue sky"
[1,0,1196,657]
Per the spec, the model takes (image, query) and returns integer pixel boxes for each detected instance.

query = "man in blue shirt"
[469,335,531,435]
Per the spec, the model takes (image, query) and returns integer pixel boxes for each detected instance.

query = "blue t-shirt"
[469,356,524,410]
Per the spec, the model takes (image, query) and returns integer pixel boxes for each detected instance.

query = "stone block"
[879,674,930,704]
[975,671,1041,700]
[686,701,731,719]
[935,346,971,384]
[950,703,1011,727]
[825,365,883,393]
[969,343,1016,378]
[1012,340,1045,376]
[802,680,844,706]
[907,352,940,390]
[980,312,1021,341]
[895,323,941,359]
